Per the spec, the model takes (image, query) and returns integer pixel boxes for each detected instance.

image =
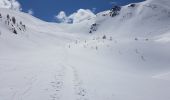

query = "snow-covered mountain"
[1,0,170,100]
[88,0,170,37]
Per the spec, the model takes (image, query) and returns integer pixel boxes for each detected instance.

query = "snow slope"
[91,0,170,38]
[1,0,170,100]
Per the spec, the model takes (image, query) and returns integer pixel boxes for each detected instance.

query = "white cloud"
[55,9,96,24]
[0,0,21,11]
[28,9,34,15]
[68,9,96,23]
[55,11,70,23]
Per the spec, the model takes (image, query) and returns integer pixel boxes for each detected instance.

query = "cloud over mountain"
[56,11,69,23]
[56,9,96,23]
[0,0,21,11]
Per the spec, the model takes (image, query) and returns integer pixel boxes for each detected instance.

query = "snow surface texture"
[0,0,170,100]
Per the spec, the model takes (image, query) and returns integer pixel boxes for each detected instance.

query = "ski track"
[49,65,66,100]
[69,65,89,100]
[48,63,89,100]
[14,75,38,100]
[0,46,90,100]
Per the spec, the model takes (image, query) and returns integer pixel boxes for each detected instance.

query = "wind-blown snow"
[27,9,34,15]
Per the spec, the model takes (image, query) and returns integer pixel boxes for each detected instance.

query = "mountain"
[88,0,170,37]
[0,0,170,100]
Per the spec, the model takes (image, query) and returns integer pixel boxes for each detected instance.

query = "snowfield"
[1,0,170,100]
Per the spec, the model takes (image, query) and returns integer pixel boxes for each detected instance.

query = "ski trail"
[49,65,66,100]
[63,43,89,100]
[19,76,37,100]
[13,75,37,100]
[69,65,89,100]
[48,63,89,100]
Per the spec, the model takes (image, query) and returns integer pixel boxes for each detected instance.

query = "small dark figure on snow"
[7,14,10,20]
[102,35,106,39]
[0,14,2,19]
[12,17,16,24]
[13,29,17,34]
[135,37,138,41]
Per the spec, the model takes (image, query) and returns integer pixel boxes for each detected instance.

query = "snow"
[1,0,170,100]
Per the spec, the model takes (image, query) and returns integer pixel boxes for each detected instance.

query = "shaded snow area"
[1,0,170,100]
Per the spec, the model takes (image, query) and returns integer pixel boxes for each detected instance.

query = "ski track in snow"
[49,63,89,100]
[14,75,38,100]
[0,45,89,100]
[50,65,66,100]
[70,65,88,100]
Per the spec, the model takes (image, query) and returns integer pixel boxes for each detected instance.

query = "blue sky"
[17,0,144,22]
